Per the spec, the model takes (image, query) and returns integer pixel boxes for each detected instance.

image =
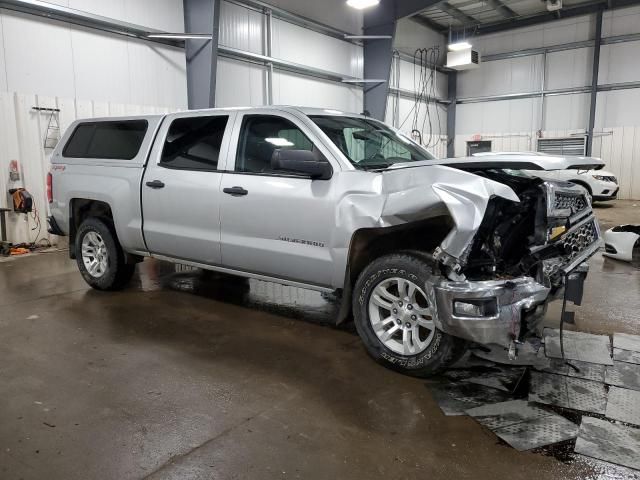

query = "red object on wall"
[46,173,53,203]
[9,159,20,181]
[471,134,482,142]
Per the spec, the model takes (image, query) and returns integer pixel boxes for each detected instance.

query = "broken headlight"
[453,298,498,318]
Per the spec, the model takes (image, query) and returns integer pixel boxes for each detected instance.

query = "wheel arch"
[335,215,454,325]
[69,199,114,258]
[568,179,592,195]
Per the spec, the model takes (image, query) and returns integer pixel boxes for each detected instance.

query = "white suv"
[472,152,618,201]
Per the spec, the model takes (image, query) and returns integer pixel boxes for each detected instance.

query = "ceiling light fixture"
[448,41,472,51]
[346,0,380,10]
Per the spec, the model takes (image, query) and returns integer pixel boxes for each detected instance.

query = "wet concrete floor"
[0,201,638,480]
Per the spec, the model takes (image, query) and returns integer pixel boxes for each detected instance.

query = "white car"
[472,152,619,201]
[603,225,640,263]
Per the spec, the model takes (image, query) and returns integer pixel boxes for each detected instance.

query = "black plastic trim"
[47,215,65,236]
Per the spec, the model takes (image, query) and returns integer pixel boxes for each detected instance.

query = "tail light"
[46,172,53,203]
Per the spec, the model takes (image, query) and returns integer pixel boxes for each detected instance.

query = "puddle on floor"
[133,258,343,328]
[134,258,639,473]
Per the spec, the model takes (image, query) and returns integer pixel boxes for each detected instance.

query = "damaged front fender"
[332,165,520,287]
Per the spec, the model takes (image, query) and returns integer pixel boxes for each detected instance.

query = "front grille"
[554,192,587,213]
[561,220,598,260]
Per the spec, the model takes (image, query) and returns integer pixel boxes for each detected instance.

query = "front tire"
[75,218,135,290]
[352,253,467,377]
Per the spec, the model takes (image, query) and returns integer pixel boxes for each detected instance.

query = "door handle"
[223,186,248,196]
[145,180,165,189]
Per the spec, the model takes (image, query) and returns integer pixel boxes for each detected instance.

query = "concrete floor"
[0,201,638,480]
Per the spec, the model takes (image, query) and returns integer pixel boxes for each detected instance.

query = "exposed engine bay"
[463,169,598,289]
[429,167,601,349]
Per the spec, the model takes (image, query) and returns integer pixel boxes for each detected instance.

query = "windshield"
[310,116,435,170]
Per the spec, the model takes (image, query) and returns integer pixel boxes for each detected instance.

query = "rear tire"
[352,253,467,377]
[75,218,135,290]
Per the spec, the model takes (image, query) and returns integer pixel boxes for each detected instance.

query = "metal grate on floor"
[575,417,640,471]
[528,371,607,414]
[543,328,613,366]
[466,400,579,451]
[605,387,640,427]
[605,362,640,392]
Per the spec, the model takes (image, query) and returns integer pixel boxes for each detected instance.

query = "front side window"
[310,116,434,170]
[160,115,229,170]
[236,116,314,174]
[63,120,148,160]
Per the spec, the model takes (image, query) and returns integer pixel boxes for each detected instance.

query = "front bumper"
[431,263,591,348]
[431,277,550,347]
[593,186,619,201]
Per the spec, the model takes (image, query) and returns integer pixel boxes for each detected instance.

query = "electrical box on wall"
[446,48,481,71]
[547,0,562,11]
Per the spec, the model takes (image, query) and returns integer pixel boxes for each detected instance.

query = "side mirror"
[271,149,332,180]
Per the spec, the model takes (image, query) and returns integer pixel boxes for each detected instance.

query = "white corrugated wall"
[454,5,640,199]
[216,1,364,112]
[0,1,187,244]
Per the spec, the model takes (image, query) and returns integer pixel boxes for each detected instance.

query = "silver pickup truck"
[47,106,602,376]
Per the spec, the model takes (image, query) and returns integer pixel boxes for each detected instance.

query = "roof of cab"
[160,105,365,118]
[72,105,367,123]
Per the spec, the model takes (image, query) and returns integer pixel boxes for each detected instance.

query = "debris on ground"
[426,331,640,473]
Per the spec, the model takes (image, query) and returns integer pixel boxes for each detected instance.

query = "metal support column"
[539,50,547,133]
[184,0,221,109]
[446,71,457,158]
[264,8,274,105]
[586,9,603,156]
[362,0,396,120]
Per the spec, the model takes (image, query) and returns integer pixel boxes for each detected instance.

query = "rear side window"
[160,115,229,171]
[63,120,148,160]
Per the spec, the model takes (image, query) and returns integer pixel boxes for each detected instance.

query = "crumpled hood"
[379,165,519,262]
[335,165,519,266]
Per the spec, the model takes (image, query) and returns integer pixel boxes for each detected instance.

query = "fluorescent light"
[147,33,212,39]
[448,41,472,51]
[265,138,294,147]
[346,0,380,9]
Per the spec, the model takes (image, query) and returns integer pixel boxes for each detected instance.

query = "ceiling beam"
[461,0,640,36]
[485,0,518,18]
[436,2,479,26]
[409,13,447,32]
[395,0,444,19]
